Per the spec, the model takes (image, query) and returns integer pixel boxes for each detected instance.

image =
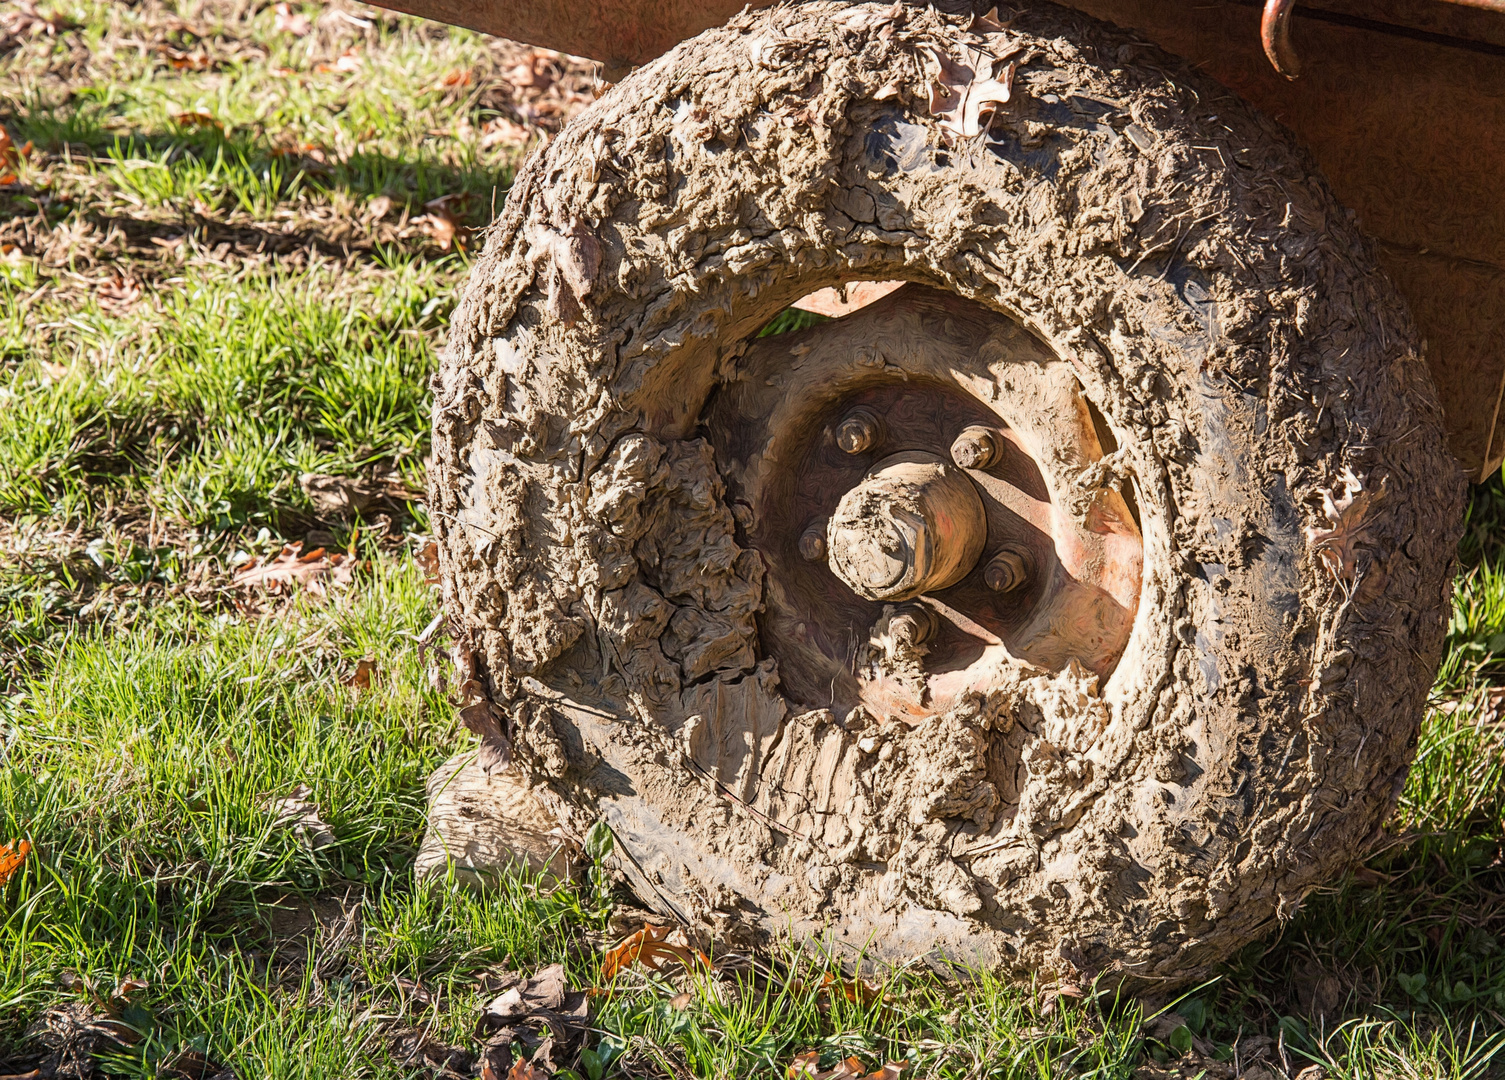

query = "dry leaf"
[669,991,694,1010]
[419,193,469,252]
[274,2,312,36]
[344,657,376,690]
[1304,467,1386,584]
[788,1051,905,1080]
[315,48,362,73]
[968,5,1012,34]
[416,540,440,583]
[232,542,356,596]
[480,116,532,150]
[506,1060,541,1080]
[264,784,336,849]
[0,839,31,886]
[0,127,31,168]
[834,2,903,33]
[160,46,210,71]
[98,273,142,311]
[923,43,1020,140]
[528,217,601,327]
[366,194,393,220]
[172,111,221,130]
[300,472,379,516]
[505,51,556,92]
[459,700,512,771]
[435,67,473,91]
[601,924,711,979]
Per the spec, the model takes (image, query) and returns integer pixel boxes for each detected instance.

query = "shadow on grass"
[0,105,515,249]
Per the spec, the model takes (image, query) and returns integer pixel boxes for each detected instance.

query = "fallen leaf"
[232,542,356,596]
[0,173,17,187]
[788,1052,905,1080]
[344,657,377,690]
[270,65,297,77]
[366,193,393,220]
[1304,467,1386,585]
[300,472,379,516]
[480,116,532,150]
[418,193,469,252]
[505,52,556,92]
[314,47,362,74]
[264,784,336,849]
[1350,864,1391,887]
[0,127,30,168]
[0,839,31,886]
[97,272,142,311]
[834,2,903,33]
[459,699,512,772]
[601,924,711,979]
[669,991,694,1010]
[528,217,601,327]
[159,46,211,71]
[923,43,1020,140]
[172,111,221,130]
[506,1059,541,1080]
[968,5,1012,34]
[416,540,440,583]
[478,963,590,1068]
[274,2,311,36]
[435,67,473,91]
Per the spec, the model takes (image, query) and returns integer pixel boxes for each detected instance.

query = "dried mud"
[429,0,1464,985]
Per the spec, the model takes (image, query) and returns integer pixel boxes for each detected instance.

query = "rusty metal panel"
[365,0,764,76]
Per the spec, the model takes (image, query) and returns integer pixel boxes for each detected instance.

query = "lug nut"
[984,547,1032,593]
[889,604,937,648]
[951,424,1002,470]
[835,408,882,455]
[798,520,828,562]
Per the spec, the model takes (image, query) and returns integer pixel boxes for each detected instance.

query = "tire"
[429,0,1464,985]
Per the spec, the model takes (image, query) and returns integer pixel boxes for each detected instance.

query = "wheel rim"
[708,283,1144,719]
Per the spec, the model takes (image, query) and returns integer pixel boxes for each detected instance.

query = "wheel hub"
[707,284,1143,717]
[826,451,988,602]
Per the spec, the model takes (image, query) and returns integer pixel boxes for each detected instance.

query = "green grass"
[3,1,1505,1077]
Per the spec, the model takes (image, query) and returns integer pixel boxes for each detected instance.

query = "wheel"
[428,0,1463,984]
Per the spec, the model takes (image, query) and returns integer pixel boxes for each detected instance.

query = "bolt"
[951,425,1002,470]
[889,604,937,648]
[984,547,1032,593]
[798,521,827,562]
[835,408,882,455]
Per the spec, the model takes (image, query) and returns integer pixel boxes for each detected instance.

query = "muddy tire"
[429,0,1463,984]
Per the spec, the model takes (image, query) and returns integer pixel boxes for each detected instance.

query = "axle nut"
[835,408,882,455]
[984,547,1032,593]
[826,451,988,602]
[950,425,1002,470]
[889,604,937,648]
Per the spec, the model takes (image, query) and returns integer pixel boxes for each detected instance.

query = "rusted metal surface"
[366,0,764,76]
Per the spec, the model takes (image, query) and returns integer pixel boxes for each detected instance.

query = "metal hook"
[1262,0,1302,79]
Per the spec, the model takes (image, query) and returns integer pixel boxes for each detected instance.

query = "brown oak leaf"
[923,43,1020,140]
[1304,467,1386,584]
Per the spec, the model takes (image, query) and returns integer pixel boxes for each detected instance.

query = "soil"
[428,0,1464,986]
